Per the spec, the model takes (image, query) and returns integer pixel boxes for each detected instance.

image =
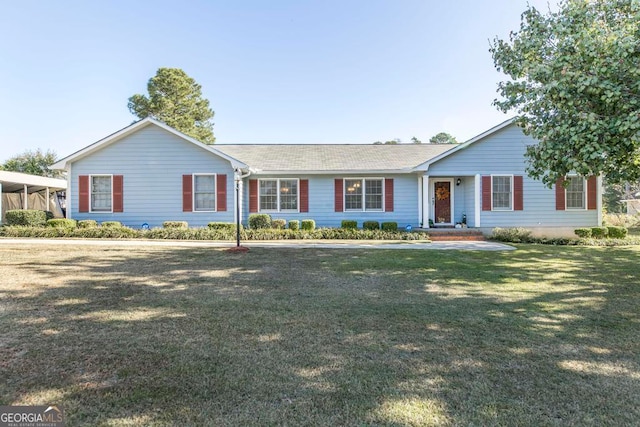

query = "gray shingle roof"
[216,144,458,172]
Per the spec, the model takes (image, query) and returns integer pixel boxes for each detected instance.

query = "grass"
[1,243,639,426]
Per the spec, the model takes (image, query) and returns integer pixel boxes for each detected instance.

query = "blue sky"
[0,0,553,163]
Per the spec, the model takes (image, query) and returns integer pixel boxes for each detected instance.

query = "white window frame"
[491,174,514,212]
[258,178,300,213]
[565,175,586,210]
[193,173,217,213]
[89,174,113,213]
[344,178,385,212]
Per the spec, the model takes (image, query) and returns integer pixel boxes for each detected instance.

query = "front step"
[426,229,486,242]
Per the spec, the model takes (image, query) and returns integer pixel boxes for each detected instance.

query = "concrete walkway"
[0,238,515,251]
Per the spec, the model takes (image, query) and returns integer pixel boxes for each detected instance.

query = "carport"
[0,170,67,223]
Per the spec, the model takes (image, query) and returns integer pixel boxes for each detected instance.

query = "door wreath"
[435,185,450,201]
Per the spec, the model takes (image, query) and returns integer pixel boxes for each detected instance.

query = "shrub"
[381,222,398,231]
[78,219,98,228]
[5,210,47,227]
[607,226,628,239]
[102,221,123,228]
[271,219,286,229]
[574,228,592,238]
[363,221,380,230]
[288,220,299,230]
[163,221,188,228]
[249,214,271,229]
[43,211,55,221]
[591,226,608,238]
[208,222,241,231]
[341,220,358,229]
[301,219,316,231]
[47,219,77,229]
[490,227,533,243]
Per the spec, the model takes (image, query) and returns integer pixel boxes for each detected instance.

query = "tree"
[128,68,216,144]
[373,139,401,145]
[491,0,640,187]
[429,132,458,144]
[411,136,422,144]
[0,149,62,178]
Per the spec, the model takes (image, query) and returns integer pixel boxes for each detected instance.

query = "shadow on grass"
[1,244,639,425]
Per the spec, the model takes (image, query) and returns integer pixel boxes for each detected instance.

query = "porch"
[0,171,67,223]
[419,175,481,229]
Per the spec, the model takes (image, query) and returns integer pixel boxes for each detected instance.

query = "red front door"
[434,181,451,224]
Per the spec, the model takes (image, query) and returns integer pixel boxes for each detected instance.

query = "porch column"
[65,165,71,219]
[46,187,50,212]
[23,184,28,209]
[422,175,430,228]
[474,174,481,227]
[0,182,3,224]
[417,176,423,227]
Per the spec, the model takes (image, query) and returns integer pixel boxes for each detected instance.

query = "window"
[194,174,216,211]
[344,179,362,210]
[345,178,383,211]
[259,179,298,212]
[566,176,585,209]
[492,175,512,211]
[91,175,112,212]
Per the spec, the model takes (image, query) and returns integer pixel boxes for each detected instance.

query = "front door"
[433,181,452,224]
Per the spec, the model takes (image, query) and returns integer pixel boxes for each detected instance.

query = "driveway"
[0,238,515,251]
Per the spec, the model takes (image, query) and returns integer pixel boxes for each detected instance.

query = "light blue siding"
[70,125,236,228]
[428,124,598,228]
[244,174,420,228]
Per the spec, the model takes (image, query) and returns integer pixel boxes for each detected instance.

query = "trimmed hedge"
[381,222,398,231]
[163,221,189,228]
[208,222,240,231]
[5,210,47,227]
[301,219,315,231]
[341,220,358,229]
[288,220,299,231]
[490,227,640,246]
[47,219,77,229]
[607,226,628,239]
[249,214,271,229]
[591,226,608,238]
[0,225,430,241]
[102,221,123,228]
[574,228,592,238]
[78,220,98,228]
[271,219,286,229]
[577,226,627,239]
[363,221,380,230]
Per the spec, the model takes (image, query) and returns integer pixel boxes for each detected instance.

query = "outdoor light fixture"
[456,178,461,186]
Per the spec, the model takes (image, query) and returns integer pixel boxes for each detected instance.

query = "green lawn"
[1,243,639,426]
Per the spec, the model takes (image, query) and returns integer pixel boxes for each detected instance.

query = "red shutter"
[335,179,344,212]
[384,178,394,212]
[587,176,597,210]
[249,179,258,213]
[482,176,492,211]
[300,179,309,212]
[513,175,523,211]
[79,175,89,213]
[556,178,566,211]
[113,175,124,213]
[182,175,193,212]
[216,174,227,212]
